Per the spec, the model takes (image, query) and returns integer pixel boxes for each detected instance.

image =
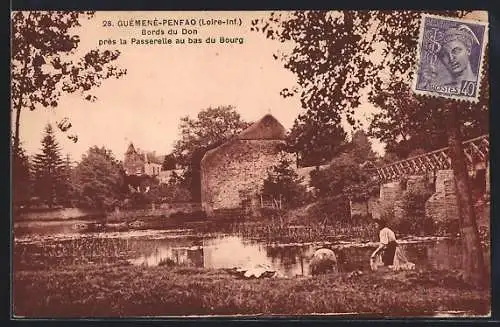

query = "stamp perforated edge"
[411,13,489,103]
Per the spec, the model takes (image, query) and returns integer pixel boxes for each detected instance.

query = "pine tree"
[58,153,75,206]
[31,124,65,208]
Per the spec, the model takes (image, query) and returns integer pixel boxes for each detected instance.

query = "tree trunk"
[13,106,21,150]
[445,101,486,287]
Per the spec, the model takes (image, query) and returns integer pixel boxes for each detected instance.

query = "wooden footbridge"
[374,135,489,183]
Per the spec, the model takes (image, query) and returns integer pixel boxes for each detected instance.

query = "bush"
[398,215,435,236]
[396,188,434,235]
[262,154,310,208]
[306,196,351,223]
[350,213,371,225]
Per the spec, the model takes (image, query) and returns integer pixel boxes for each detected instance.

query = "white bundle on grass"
[391,247,416,271]
[369,247,416,271]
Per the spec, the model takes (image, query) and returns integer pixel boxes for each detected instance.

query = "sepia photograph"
[11,10,490,318]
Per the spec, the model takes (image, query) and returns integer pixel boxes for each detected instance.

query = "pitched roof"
[237,114,286,140]
[125,142,136,154]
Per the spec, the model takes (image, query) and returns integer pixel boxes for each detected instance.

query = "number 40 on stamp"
[412,14,488,103]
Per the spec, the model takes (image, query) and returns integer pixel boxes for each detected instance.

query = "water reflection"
[122,235,484,278]
[128,238,204,267]
[14,221,490,278]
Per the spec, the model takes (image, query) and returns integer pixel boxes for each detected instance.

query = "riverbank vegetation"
[13,262,489,317]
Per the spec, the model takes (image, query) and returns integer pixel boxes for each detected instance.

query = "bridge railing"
[375,134,489,183]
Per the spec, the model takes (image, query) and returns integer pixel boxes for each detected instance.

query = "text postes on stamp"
[412,14,488,103]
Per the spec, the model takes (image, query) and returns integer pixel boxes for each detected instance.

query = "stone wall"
[425,170,459,223]
[379,181,403,203]
[200,139,285,217]
[406,175,428,193]
[107,202,203,221]
[377,181,403,219]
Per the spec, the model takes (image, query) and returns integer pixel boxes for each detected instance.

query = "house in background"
[123,142,164,177]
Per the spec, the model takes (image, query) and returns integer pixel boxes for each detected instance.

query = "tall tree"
[310,152,378,200]
[349,130,377,164]
[11,11,127,149]
[31,124,65,208]
[172,105,251,200]
[286,113,347,167]
[72,146,125,211]
[252,10,487,286]
[11,141,32,210]
[262,154,307,208]
[368,80,488,158]
[161,153,177,170]
[59,153,75,206]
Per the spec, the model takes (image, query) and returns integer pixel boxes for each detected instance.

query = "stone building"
[123,142,164,177]
[200,114,288,217]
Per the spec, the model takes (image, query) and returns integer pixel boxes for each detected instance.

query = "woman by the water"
[370,218,398,267]
[370,218,415,271]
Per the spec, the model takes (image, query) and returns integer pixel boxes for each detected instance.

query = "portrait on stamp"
[413,15,488,102]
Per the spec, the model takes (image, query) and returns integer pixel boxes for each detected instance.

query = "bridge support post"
[425,170,459,225]
[376,181,403,221]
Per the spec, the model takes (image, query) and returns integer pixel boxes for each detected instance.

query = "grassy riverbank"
[13,263,489,318]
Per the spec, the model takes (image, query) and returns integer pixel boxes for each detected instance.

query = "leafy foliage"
[30,124,67,208]
[123,175,159,208]
[310,132,379,201]
[12,141,32,209]
[262,154,308,208]
[11,11,127,147]
[368,80,488,158]
[286,114,347,167]
[397,188,435,235]
[157,183,192,203]
[307,131,380,222]
[251,11,487,158]
[172,106,250,200]
[251,11,475,117]
[161,154,177,170]
[347,130,377,164]
[59,153,76,206]
[72,146,125,211]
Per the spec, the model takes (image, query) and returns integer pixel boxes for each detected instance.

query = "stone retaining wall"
[425,170,459,223]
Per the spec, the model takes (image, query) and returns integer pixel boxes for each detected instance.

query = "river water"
[13,220,490,278]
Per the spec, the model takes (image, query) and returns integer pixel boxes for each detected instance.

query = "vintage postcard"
[11,11,490,318]
[412,14,488,102]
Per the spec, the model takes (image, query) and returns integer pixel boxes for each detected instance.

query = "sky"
[19,11,490,163]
